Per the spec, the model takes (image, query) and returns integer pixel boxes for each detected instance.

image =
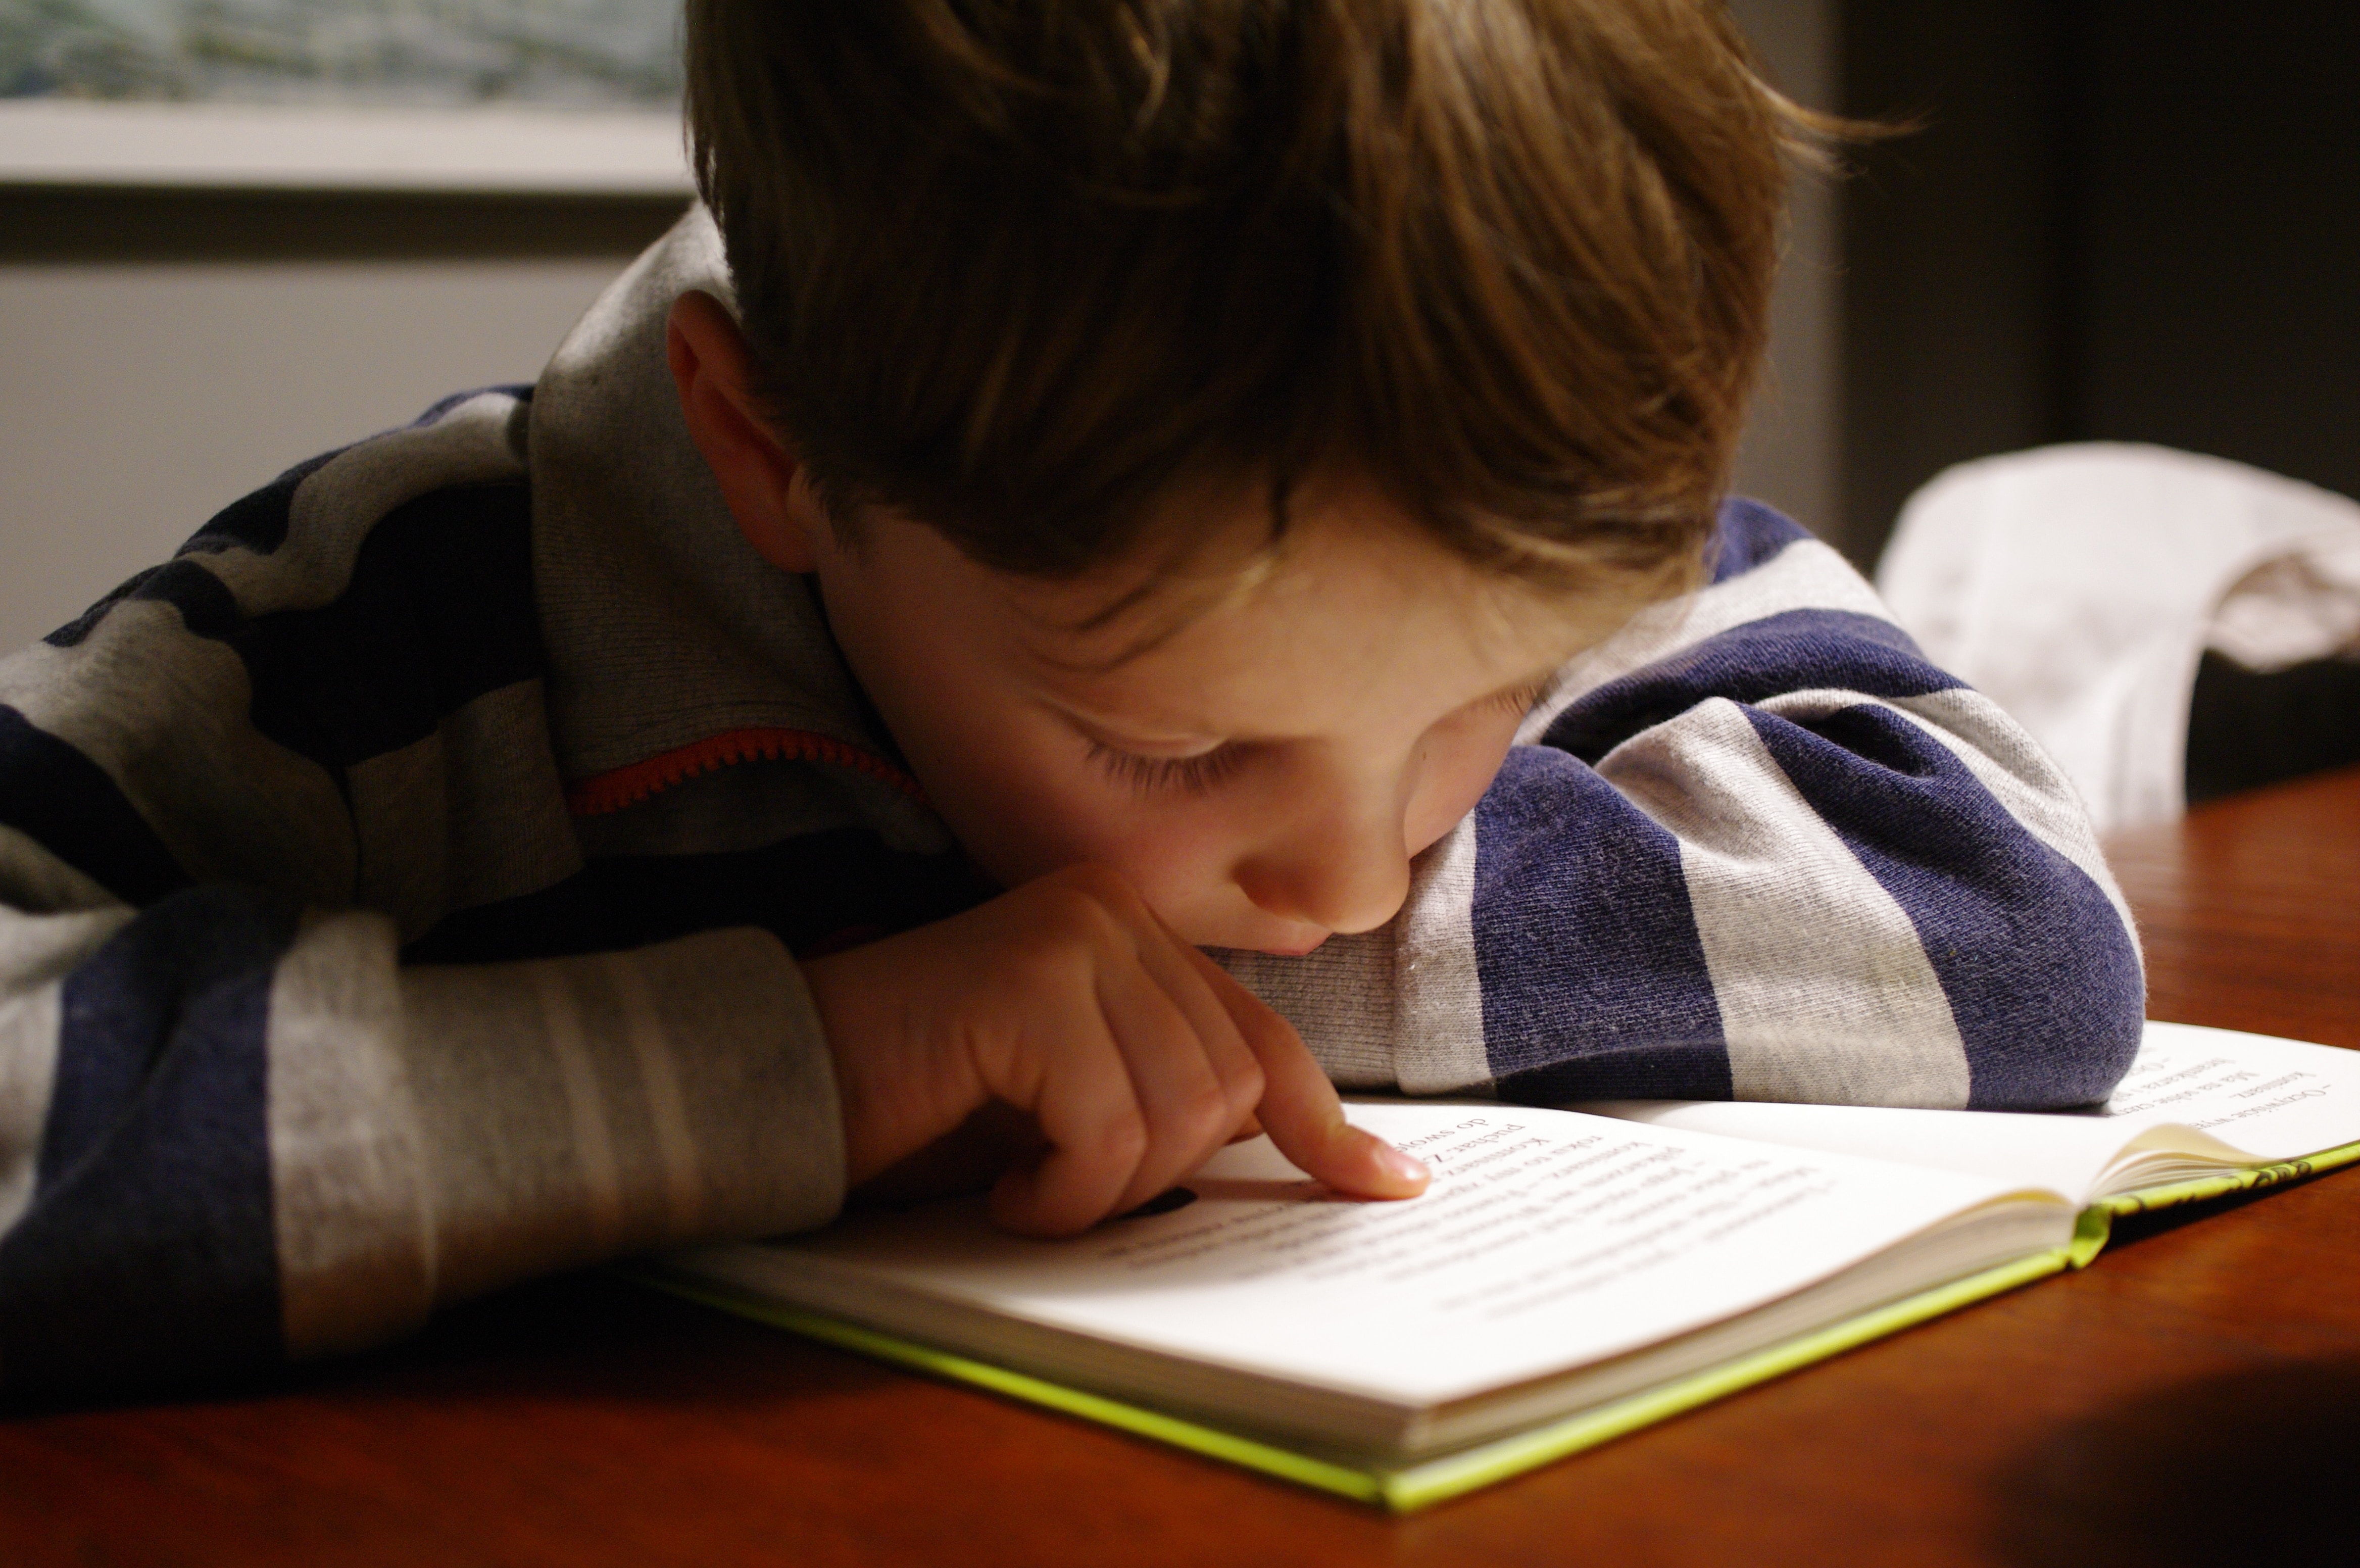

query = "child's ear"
[666,289,827,573]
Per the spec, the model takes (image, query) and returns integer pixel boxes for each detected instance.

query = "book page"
[715,1102,2055,1409]
[1576,1022,2360,1203]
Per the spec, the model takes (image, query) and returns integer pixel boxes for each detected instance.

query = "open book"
[651,1022,2360,1510]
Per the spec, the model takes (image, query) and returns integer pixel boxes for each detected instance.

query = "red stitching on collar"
[563,727,928,817]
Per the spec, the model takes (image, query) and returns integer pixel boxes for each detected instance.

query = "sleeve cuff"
[397,925,847,1305]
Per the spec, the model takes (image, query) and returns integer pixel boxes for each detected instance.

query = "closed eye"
[1478,676,1557,716]
[1086,740,1248,797]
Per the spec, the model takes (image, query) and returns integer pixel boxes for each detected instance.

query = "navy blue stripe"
[0,706,192,905]
[175,447,349,561]
[0,886,296,1392]
[33,482,539,790]
[404,826,1000,965]
[1743,704,2145,1108]
[1471,746,1731,1101]
[1709,496,1811,584]
[65,558,247,644]
[1539,608,1959,766]
[237,481,543,770]
[41,564,164,650]
[46,548,262,648]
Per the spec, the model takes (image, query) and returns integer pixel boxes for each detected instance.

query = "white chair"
[1875,443,2360,833]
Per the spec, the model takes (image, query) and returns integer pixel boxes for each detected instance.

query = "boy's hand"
[801,864,1429,1236]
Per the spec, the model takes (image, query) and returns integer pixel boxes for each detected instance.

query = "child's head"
[671,1,1807,951]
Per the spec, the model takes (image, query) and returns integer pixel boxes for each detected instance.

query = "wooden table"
[5,769,2355,1567]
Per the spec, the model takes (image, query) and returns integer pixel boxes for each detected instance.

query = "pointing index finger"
[1182,945,1429,1199]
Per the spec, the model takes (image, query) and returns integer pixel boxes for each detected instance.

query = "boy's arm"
[0,394,846,1395]
[1224,500,2146,1111]
[0,874,842,1395]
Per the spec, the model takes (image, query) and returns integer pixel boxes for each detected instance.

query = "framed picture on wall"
[0,0,692,193]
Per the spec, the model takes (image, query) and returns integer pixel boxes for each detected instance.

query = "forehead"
[993,487,1589,736]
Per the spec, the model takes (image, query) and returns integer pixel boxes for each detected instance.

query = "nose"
[1232,778,1414,937]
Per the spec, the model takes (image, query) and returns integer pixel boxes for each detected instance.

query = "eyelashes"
[1485,677,1557,715]
[1086,740,1247,798]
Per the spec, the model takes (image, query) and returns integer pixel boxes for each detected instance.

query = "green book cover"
[2092,1138,2360,1218]
[640,1242,2076,1511]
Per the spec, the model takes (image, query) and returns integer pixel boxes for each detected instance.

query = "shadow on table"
[343,1266,915,1406]
[1988,1358,2360,1567]
[0,1266,902,1418]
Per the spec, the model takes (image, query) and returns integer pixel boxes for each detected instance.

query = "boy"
[0,2,2143,1394]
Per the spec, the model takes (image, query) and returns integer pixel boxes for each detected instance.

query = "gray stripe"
[1600,699,1973,1107]
[0,908,131,1236]
[601,950,704,1233]
[1393,813,1493,1095]
[1213,813,1493,1095]
[397,927,842,1305]
[346,728,452,943]
[0,821,115,915]
[419,678,580,908]
[0,604,356,906]
[396,957,609,1303]
[1217,935,1398,1090]
[0,979,58,1239]
[267,911,439,1358]
[620,931,843,1237]
[528,958,629,1255]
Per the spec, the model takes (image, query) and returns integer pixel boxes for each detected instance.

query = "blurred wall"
[0,192,683,650]
[1726,0,1844,547]
[1840,1,2360,569]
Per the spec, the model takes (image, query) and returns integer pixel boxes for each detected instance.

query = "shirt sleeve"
[1222,499,2146,1112]
[0,390,845,1397]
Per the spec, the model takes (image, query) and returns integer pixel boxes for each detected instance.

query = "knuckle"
[1174,1081,1237,1140]
[1084,1109,1151,1169]
[1219,1053,1267,1107]
[996,906,1106,992]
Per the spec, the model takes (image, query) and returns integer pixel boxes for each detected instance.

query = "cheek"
[1407,715,1522,854]
[922,736,1105,884]
[921,721,1213,893]
[965,763,1254,926]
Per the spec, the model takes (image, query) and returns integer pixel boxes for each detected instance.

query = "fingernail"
[1376,1142,1429,1183]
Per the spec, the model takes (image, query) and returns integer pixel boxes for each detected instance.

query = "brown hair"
[685,1,1818,603]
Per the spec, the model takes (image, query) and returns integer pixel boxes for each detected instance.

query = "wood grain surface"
[4,769,2355,1567]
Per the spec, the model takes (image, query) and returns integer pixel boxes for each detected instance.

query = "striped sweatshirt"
[0,209,2144,1395]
